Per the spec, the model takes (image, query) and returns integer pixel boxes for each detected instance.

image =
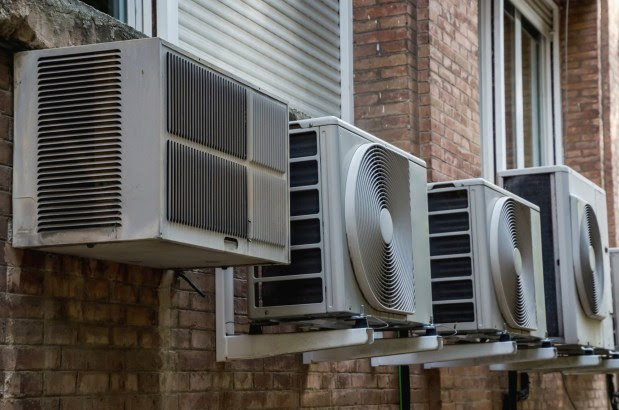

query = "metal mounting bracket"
[371,341,517,367]
[215,268,374,362]
[490,355,602,372]
[303,334,442,364]
[424,346,557,369]
[563,358,619,374]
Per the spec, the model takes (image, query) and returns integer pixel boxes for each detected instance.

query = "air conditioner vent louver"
[490,198,537,330]
[166,141,247,238]
[346,144,415,315]
[166,53,247,159]
[251,93,287,172]
[250,171,287,246]
[36,50,122,232]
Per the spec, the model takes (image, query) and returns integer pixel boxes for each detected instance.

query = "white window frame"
[156,0,353,121]
[126,0,153,36]
[480,0,562,181]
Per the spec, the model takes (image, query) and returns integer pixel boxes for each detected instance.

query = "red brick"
[43,371,76,395]
[4,372,43,397]
[77,372,109,394]
[5,319,43,344]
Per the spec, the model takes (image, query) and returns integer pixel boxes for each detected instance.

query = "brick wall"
[353,0,420,156]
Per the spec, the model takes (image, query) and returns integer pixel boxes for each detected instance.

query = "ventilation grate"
[36,49,123,232]
[290,131,318,158]
[433,302,475,323]
[167,53,247,159]
[430,234,471,256]
[432,279,474,301]
[262,248,322,277]
[428,189,468,212]
[291,190,319,216]
[250,171,287,246]
[290,160,318,187]
[256,278,324,307]
[291,219,321,246]
[429,212,469,234]
[428,188,474,324]
[167,141,247,238]
[251,93,288,172]
[431,257,472,279]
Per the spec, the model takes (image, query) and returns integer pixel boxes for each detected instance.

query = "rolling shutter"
[178,0,341,117]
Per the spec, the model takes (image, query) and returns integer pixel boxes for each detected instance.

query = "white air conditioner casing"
[13,38,289,268]
[501,166,614,349]
[610,248,619,350]
[427,179,546,340]
[248,117,432,327]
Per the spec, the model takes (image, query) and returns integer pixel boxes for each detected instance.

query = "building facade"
[0,0,618,408]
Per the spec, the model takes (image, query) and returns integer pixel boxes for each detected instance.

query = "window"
[479,0,562,180]
[82,0,152,35]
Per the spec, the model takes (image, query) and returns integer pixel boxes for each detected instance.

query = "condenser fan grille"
[345,144,415,314]
[490,198,537,330]
[574,203,605,318]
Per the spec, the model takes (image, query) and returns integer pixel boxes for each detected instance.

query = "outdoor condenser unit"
[13,38,290,268]
[427,179,546,340]
[248,117,432,328]
[501,166,614,349]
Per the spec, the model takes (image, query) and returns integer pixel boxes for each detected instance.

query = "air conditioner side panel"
[13,51,38,246]
[13,40,164,248]
[408,160,432,325]
[476,186,508,332]
[121,39,164,241]
[530,208,548,339]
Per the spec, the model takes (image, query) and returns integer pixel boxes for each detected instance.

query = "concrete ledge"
[0,0,144,50]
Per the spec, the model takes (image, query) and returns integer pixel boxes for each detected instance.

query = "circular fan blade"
[573,202,605,319]
[345,143,415,315]
[490,197,538,330]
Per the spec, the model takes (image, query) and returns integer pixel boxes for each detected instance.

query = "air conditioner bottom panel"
[436,321,544,340]
[26,239,284,268]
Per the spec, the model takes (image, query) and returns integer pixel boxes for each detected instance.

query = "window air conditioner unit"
[427,179,546,340]
[248,117,432,328]
[13,38,290,268]
[500,166,614,349]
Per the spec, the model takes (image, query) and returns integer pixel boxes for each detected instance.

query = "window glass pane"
[81,0,127,23]
[522,19,542,167]
[504,5,517,169]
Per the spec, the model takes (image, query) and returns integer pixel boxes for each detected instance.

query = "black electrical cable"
[397,330,411,410]
[607,374,619,410]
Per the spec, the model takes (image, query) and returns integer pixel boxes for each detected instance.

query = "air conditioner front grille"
[428,188,475,325]
[167,53,247,159]
[36,50,122,232]
[167,141,247,238]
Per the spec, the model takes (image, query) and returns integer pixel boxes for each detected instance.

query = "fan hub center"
[513,248,523,277]
[379,208,394,244]
[588,245,596,272]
